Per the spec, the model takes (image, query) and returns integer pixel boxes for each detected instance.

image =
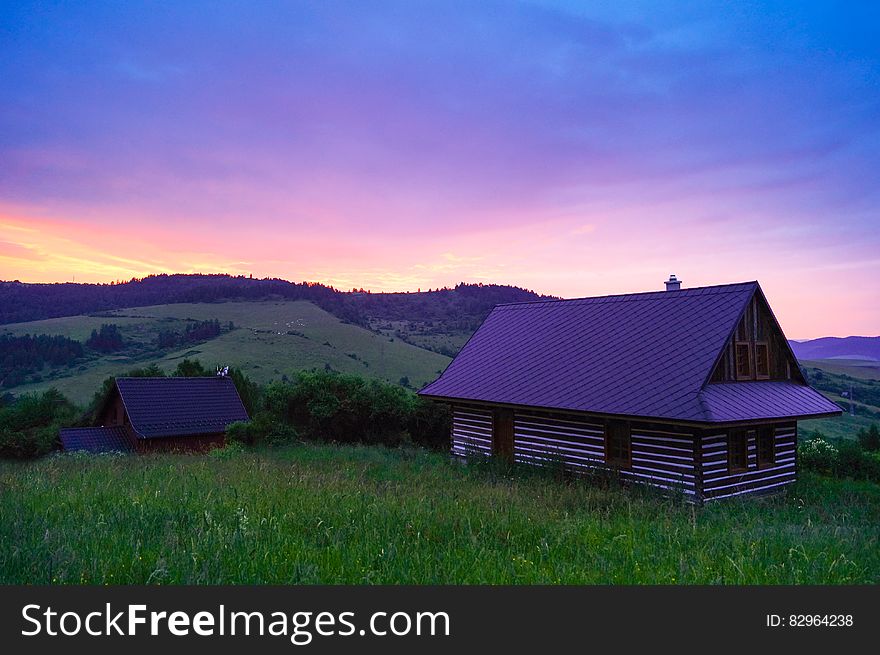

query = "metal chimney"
[664,274,681,291]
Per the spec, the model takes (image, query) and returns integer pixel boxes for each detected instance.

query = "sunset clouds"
[1,1,878,337]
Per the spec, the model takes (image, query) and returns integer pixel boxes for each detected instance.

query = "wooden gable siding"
[100,392,128,428]
[709,293,802,383]
[451,405,494,457]
[700,423,797,500]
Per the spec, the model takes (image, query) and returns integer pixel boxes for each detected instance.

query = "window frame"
[605,420,632,469]
[728,429,749,474]
[735,341,753,380]
[756,427,775,468]
[755,341,770,380]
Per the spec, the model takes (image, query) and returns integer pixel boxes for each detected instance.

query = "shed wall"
[136,433,226,454]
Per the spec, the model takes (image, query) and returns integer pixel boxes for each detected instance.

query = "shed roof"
[115,376,249,438]
[60,426,133,453]
[419,282,840,424]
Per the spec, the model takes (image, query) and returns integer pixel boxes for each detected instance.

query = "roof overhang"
[418,393,842,429]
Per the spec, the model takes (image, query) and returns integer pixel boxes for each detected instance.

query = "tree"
[86,324,124,352]
[858,424,880,452]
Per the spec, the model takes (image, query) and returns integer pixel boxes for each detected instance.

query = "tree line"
[157,319,231,349]
[0,334,84,388]
[0,274,550,335]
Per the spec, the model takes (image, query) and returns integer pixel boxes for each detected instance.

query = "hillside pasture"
[0,301,450,405]
[802,358,880,381]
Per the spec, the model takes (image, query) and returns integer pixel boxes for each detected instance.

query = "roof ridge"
[116,376,231,381]
[494,281,758,309]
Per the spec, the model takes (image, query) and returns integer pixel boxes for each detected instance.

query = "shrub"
[208,440,246,460]
[407,398,450,451]
[857,424,880,452]
[835,439,880,481]
[798,434,838,475]
[226,413,283,445]
[799,432,880,482]
[282,371,414,445]
[0,389,78,458]
[256,372,450,450]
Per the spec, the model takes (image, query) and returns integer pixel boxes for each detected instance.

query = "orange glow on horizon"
[1,206,877,340]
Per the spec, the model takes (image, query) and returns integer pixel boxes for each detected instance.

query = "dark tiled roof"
[60,427,133,453]
[699,382,841,422]
[419,282,841,424]
[116,376,249,438]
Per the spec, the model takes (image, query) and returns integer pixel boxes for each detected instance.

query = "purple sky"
[1,1,878,337]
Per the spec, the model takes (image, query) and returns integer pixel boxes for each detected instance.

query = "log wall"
[451,405,798,501]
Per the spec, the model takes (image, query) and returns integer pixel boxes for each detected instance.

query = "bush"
[835,440,880,481]
[282,371,414,445]
[799,432,880,482]
[857,424,880,452]
[407,398,450,450]
[799,434,838,475]
[0,389,78,458]
[257,372,450,450]
[226,413,285,445]
[208,440,246,460]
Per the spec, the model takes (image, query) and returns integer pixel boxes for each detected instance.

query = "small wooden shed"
[419,279,841,501]
[61,376,249,454]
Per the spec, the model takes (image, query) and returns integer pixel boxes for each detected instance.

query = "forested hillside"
[0,275,550,343]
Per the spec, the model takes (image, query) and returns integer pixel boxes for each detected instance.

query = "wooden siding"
[135,433,225,454]
[700,423,797,500]
[451,405,494,457]
[512,412,697,497]
[451,403,798,501]
[709,293,801,383]
[514,412,605,469]
[628,427,696,495]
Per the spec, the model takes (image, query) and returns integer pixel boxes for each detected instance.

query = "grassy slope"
[1,301,450,405]
[798,358,879,439]
[1,444,877,584]
[801,358,880,381]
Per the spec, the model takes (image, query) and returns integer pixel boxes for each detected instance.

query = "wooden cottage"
[60,376,249,454]
[418,279,841,501]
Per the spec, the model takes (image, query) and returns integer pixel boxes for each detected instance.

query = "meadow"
[1,301,450,405]
[1,444,878,585]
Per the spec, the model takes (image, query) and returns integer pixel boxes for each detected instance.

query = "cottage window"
[756,427,775,468]
[735,342,753,380]
[605,420,631,468]
[755,342,770,379]
[728,430,749,473]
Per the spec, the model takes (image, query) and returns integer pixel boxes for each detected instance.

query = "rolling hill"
[0,300,451,405]
[789,336,880,361]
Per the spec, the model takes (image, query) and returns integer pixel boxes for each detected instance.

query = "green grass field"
[798,358,879,440]
[1,444,877,584]
[802,358,880,381]
[2,301,451,405]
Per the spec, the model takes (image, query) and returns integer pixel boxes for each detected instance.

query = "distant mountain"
[789,336,880,361]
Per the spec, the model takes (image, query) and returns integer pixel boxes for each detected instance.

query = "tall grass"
[1,444,878,584]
